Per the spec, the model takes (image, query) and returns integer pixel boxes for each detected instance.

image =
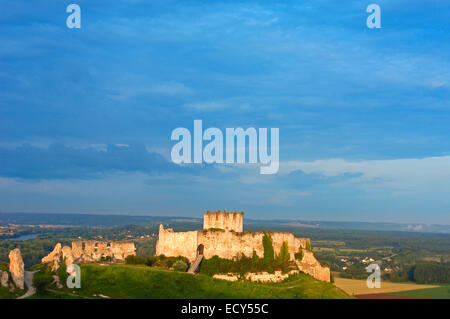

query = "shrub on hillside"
[99,256,112,262]
[57,258,68,284]
[295,249,304,261]
[172,260,188,272]
[305,241,311,251]
[125,255,146,265]
[33,272,54,295]
[0,262,9,272]
[147,255,189,269]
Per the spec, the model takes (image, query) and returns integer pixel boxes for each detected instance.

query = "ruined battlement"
[71,240,136,261]
[203,211,243,232]
[42,240,136,271]
[156,224,309,262]
[156,211,330,282]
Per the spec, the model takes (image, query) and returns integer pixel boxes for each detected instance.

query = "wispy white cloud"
[152,82,192,95]
[282,156,450,193]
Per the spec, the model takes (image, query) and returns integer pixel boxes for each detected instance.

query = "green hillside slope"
[45,264,351,299]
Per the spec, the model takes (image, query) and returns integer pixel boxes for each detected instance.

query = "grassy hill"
[37,264,350,299]
[0,286,22,299]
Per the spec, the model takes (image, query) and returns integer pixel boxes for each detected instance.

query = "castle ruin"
[42,240,136,271]
[156,211,330,282]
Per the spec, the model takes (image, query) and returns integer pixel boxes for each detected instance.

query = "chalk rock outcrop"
[245,270,300,283]
[0,270,9,287]
[42,243,62,271]
[41,243,74,271]
[296,250,330,282]
[62,245,74,266]
[9,248,25,289]
[52,275,63,289]
[213,270,301,283]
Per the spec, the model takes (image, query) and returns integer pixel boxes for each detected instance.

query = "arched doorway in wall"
[197,244,204,256]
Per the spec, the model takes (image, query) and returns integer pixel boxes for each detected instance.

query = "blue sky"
[1,0,449,224]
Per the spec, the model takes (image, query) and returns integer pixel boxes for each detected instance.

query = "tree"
[33,272,53,295]
[414,263,450,284]
[57,258,68,285]
[305,240,311,251]
[278,241,290,262]
[262,234,274,264]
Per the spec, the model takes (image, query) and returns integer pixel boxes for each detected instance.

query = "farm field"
[388,285,450,299]
[333,277,437,296]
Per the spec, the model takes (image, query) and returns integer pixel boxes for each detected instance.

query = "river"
[2,233,40,241]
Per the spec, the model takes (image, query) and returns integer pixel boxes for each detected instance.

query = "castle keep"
[203,211,243,232]
[156,211,330,282]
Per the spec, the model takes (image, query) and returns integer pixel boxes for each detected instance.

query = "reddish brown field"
[356,294,423,299]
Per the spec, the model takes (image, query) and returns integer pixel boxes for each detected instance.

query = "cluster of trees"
[381,263,450,284]
[31,264,54,295]
[338,265,368,280]
[199,234,294,276]
[125,254,189,272]
[337,262,450,284]
[412,263,450,284]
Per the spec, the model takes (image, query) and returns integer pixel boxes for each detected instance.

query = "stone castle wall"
[156,224,309,262]
[295,250,331,282]
[43,240,136,271]
[197,229,309,261]
[203,212,243,232]
[156,225,198,261]
[71,240,135,261]
[155,211,330,282]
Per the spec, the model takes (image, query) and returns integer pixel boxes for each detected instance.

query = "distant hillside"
[245,219,450,234]
[0,212,197,227]
[0,212,449,234]
[34,264,350,299]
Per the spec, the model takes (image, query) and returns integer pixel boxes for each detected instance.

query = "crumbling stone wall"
[197,229,308,261]
[155,225,198,261]
[156,225,309,262]
[70,240,135,261]
[42,240,136,270]
[203,211,243,232]
[155,211,330,282]
[111,242,136,260]
[296,250,330,282]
